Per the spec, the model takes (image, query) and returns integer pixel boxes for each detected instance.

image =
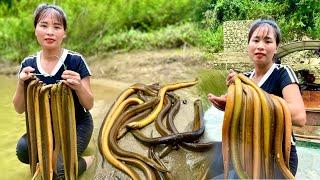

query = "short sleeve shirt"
[19,49,91,116]
[244,63,299,97]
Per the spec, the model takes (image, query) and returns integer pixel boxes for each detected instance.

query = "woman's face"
[248,24,278,66]
[35,11,65,50]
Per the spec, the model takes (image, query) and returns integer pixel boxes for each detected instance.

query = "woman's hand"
[13,66,35,114]
[208,93,227,111]
[62,70,94,110]
[19,66,35,82]
[226,69,237,86]
[61,70,82,91]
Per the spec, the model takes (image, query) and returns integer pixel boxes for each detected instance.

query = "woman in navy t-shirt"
[207,19,306,178]
[12,3,94,179]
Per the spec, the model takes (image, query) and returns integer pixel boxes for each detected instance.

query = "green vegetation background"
[0,0,319,63]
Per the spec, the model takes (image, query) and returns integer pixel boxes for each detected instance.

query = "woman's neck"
[41,48,62,61]
[254,62,273,78]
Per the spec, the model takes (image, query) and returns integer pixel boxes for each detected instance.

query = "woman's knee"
[16,134,29,164]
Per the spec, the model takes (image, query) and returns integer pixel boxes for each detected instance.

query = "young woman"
[13,3,94,179]
[207,19,306,177]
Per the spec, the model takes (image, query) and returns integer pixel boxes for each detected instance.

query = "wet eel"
[221,83,235,179]
[271,95,294,179]
[242,84,254,177]
[60,83,78,179]
[246,85,262,179]
[148,146,173,180]
[50,83,61,174]
[98,87,136,158]
[126,79,198,129]
[38,84,54,180]
[109,98,168,173]
[100,97,143,180]
[277,96,292,168]
[25,79,39,176]
[238,74,272,178]
[166,97,214,152]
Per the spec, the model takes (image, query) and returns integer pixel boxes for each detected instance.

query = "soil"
[87,48,207,84]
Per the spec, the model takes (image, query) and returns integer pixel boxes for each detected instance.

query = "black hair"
[34,3,67,30]
[248,19,281,46]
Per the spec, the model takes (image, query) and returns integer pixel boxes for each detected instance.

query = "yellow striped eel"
[230,77,248,179]
[32,82,42,180]
[242,84,254,177]
[131,96,206,145]
[165,98,214,152]
[126,79,198,129]
[130,83,158,97]
[166,96,205,142]
[148,146,173,180]
[109,98,168,173]
[271,95,294,179]
[116,83,159,140]
[25,79,39,176]
[246,85,262,179]
[239,87,247,170]
[264,91,276,178]
[222,83,235,179]
[98,88,136,158]
[277,97,292,168]
[38,84,54,180]
[117,156,156,180]
[100,97,143,180]
[238,74,272,178]
[154,95,172,137]
[50,83,61,174]
[59,83,78,179]
[116,108,152,140]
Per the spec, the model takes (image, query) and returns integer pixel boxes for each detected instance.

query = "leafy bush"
[0,0,319,63]
[97,23,199,52]
[197,25,223,53]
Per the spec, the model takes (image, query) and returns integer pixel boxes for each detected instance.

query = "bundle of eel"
[24,79,78,180]
[98,79,215,180]
[221,74,294,179]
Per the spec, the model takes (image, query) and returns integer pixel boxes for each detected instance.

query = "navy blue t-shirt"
[19,49,92,118]
[244,63,299,97]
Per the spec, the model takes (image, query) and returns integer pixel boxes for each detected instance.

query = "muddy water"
[0,75,213,179]
[0,75,31,179]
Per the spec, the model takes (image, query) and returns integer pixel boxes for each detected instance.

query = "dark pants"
[16,111,93,179]
[206,142,298,179]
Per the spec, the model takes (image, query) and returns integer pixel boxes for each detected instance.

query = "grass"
[197,69,228,108]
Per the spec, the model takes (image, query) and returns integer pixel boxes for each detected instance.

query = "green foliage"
[201,0,248,29]
[0,0,319,63]
[0,0,200,62]
[96,23,199,52]
[197,69,228,108]
[197,25,223,53]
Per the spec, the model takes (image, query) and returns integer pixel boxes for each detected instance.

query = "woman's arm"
[62,70,94,110]
[75,76,94,110]
[13,80,26,114]
[282,84,306,127]
[12,66,35,114]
